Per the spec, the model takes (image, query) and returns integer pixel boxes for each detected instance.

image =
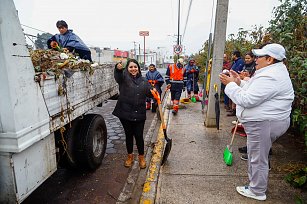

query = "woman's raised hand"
[116,62,123,70]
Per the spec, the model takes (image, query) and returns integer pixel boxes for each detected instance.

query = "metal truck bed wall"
[40,64,118,132]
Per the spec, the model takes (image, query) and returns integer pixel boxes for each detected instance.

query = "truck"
[0,1,119,203]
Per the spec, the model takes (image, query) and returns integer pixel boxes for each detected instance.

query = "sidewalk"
[143,95,304,203]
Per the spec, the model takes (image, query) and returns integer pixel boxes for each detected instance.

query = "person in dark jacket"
[47,20,92,62]
[227,50,245,116]
[241,51,256,78]
[145,64,164,112]
[112,59,152,169]
[185,59,200,100]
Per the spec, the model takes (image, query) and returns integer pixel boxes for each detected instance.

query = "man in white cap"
[219,43,294,201]
[165,58,187,114]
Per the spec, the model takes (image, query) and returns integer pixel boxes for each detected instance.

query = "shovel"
[223,119,239,166]
[151,89,172,166]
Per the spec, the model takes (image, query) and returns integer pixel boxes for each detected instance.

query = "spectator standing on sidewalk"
[185,59,200,100]
[227,50,245,116]
[47,20,92,62]
[221,54,231,110]
[242,51,256,76]
[219,43,294,201]
[165,58,187,115]
[145,64,164,112]
[113,59,153,169]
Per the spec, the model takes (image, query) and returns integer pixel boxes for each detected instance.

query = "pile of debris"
[30,49,92,72]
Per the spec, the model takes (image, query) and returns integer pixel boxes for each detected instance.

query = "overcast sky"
[13,0,281,55]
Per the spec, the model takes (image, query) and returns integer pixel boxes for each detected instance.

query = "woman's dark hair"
[125,59,141,77]
[56,20,68,28]
[245,51,254,58]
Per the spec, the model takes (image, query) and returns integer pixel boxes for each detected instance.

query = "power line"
[21,24,50,34]
[181,0,193,44]
[209,0,216,33]
[24,33,49,40]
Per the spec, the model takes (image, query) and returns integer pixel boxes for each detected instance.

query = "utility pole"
[177,0,180,46]
[139,31,149,69]
[143,36,146,67]
[132,41,137,59]
[205,0,229,127]
[138,44,141,62]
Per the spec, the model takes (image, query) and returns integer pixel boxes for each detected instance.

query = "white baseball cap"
[252,43,286,61]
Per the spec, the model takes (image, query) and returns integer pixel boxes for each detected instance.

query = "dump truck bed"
[39,64,118,132]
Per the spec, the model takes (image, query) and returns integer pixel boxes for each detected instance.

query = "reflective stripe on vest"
[170,64,185,81]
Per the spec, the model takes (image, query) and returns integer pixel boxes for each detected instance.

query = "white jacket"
[225,62,294,123]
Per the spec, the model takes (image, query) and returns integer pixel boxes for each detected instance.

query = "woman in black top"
[242,51,256,77]
[113,59,152,169]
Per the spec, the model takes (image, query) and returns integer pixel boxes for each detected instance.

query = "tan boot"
[138,155,146,169]
[124,154,134,167]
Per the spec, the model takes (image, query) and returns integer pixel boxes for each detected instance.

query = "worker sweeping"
[165,58,187,115]
[185,59,200,101]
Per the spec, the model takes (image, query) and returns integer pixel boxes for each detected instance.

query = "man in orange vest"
[165,58,187,114]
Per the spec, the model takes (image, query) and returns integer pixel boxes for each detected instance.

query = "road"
[23,68,167,204]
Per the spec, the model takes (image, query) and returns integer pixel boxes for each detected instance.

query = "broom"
[223,119,239,166]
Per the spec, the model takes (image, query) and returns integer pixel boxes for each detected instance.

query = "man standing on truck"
[47,20,92,62]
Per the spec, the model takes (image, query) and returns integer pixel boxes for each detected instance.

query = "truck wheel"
[78,114,107,170]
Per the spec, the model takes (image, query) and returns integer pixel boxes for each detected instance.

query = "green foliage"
[35,32,53,50]
[194,40,211,83]
[196,0,307,148]
[224,27,261,57]
[285,167,307,188]
[268,0,307,147]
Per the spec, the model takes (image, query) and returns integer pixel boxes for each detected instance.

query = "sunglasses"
[256,55,270,59]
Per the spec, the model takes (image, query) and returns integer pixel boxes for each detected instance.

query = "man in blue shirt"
[227,50,244,116]
[231,50,244,73]
[47,20,92,62]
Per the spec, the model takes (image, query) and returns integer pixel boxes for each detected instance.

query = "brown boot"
[124,154,134,167]
[138,155,146,169]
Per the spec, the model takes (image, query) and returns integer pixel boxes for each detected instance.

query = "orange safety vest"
[169,64,185,81]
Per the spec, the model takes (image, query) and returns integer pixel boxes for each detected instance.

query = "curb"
[139,96,171,204]
[116,111,159,203]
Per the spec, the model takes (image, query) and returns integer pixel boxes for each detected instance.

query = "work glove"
[150,89,161,104]
[50,41,61,51]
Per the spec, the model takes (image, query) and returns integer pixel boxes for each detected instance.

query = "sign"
[114,50,128,58]
[139,31,149,36]
[173,45,183,54]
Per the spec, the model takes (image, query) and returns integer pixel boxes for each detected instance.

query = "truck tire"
[77,114,107,170]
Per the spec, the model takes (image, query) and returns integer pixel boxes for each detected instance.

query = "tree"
[268,0,307,147]
[34,32,53,49]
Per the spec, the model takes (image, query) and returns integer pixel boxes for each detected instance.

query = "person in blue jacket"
[227,50,245,116]
[145,64,164,112]
[47,20,92,62]
[185,59,200,100]
[231,50,244,73]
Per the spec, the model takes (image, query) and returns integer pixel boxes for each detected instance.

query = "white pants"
[242,118,290,196]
